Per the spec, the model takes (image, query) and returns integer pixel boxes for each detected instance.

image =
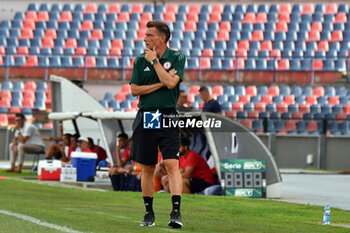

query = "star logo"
[143,110,162,129]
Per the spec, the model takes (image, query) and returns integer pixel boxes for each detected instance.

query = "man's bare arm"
[130,83,164,96]
[153,63,180,90]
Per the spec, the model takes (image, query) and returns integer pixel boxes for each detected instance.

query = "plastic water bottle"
[323,204,331,225]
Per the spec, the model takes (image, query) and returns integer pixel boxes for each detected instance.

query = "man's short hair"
[180,137,191,147]
[199,86,209,93]
[179,90,185,94]
[117,133,129,140]
[88,137,94,145]
[147,20,171,42]
[15,113,26,119]
[63,133,72,138]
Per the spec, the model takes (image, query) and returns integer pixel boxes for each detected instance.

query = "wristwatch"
[151,58,159,65]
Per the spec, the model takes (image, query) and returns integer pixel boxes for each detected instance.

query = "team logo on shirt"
[163,62,171,70]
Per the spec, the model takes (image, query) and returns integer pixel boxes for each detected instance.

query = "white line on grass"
[0,209,85,233]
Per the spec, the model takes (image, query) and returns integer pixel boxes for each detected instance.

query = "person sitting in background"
[162,137,215,194]
[88,137,107,165]
[199,86,222,114]
[78,136,93,152]
[6,113,45,173]
[45,133,71,161]
[176,90,192,112]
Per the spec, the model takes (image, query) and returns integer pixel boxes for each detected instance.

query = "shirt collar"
[160,47,171,60]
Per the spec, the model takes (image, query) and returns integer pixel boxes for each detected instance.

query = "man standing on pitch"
[129,20,186,228]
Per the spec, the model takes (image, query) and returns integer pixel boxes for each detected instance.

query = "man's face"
[71,137,77,148]
[63,135,70,146]
[179,145,188,156]
[144,27,164,49]
[178,92,188,105]
[117,137,128,149]
[81,141,89,151]
[14,117,24,128]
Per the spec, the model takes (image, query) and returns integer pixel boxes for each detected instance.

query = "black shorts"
[189,178,213,193]
[130,108,181,165]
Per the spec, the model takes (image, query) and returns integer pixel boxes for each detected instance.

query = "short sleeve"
[186,152,198,168]
[129,56,142,85]
[23,125,34,137]
[172,52,186,81]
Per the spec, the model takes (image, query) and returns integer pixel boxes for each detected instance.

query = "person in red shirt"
[78,136,93,152]
[179,137,215,193]
[88,137,107,165]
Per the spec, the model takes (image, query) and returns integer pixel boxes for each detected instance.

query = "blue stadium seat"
[210,58,222,70]
[280,86,291,96]
[321,104,332,114]
[222,58,233,69]
[292,4,302,13]
[335,59,346,71]
[273,95,284,104]
[61,56,73,67]
[295,95,305,104]
[186,58,199,69]
[267,60,277,70]
[332,104,344,114]
[337,87,347,97]
[29,46,40,55]
[256,59,267,70]
[96,57,107,68]
[257,4,268,13]
[244,59,256,70]
[107,58,119,68]
[267,13,278,22]
[73,57,84,67]
[234,4,246,14]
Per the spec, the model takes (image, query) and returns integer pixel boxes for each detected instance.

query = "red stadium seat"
[117,12,130,22]
[186,13,199,22]
[85,3,97,13]
[60,12,72,22]
[23,19,35,29]
[0,98,11,108]
[270,49,281,59]
[0,46,5,55]
[307,120,319,132]
[280,4,291,14]
[86,56,96,67]
[212,4,223,14]
[239,95,251,104]
[1,91,11,100]
[209,12,222,22]
[308,31,320,41]
[20,28,33,39]
[284,95,295,105]
[243,13,255,23]
[25,11,37,21]
[328,96,340,106]
[232,102,244,112]
[311,22,322,32]
[137,29,146,40]
[200,57,211,69]
[65,39,77,48]
[184,21,197,31]
[108,4,120,13]
[277,102,288,113]
[212,85,223,96]
[37,11,49,21]
[225,110,236,118]
[202,49,213,57]
[278,59,290,70]
[299,103,310,113]
[166,4,178,14]
[91,30,103,40]
[335,13,347,23]
[22,99,34,108]
[17,46,29,55]
[217,31,229,41]
[238,40,249,50]
[189,85,200,95]
[109,47,121,56]
[121,84,131,94]
[163,12,176,22]
[0,56,3,65]
[246,86,257,96]
[0,114,9,127]
[24,56,38,67]
[325,3,337,14]
[268,85,280,96]
[247,111,258,119]
[343,105,350,114]
[255,102,266,112]
[45,29,57,39]
[313,86,324,97]
[81,21,93,30]
[141,13,152,22]
[255,13,267,23]
[233,58,245,69]
[25,81,36,91]
[75,47,87,56]
[111,39,123,48]
[278,13,290,23]
[331,31,343,42]
[302,3,314,15]
[335,112,347,121]
[313,59,323,70]
[240,119,253,129]
[189,5,200,14]
[306,95,318,105]
[219,22,231,31]
[260,41,272,51]
[285,120,297,132]
[317,41,329,51]
[261,95,273,104]
[252,31,263,41]
[292,112,304,120]
[276,22,288,32]
[115,93,126,102]
[42,38,54,48]
[235,49,247,59]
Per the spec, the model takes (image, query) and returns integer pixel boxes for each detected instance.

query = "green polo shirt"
[130,47,186,110]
